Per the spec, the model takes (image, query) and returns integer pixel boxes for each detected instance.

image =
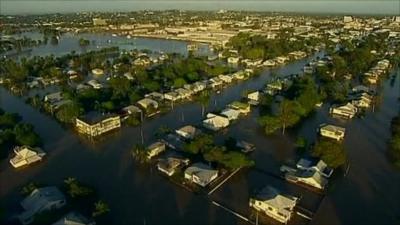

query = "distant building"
[203,113,230,131]
[249,186,298,223]
[92,18,107,26]
[329,103,358,119]
[175,125,201,140]
[75,112,121,137]
[343,16,353,23]
[19,187,66,225]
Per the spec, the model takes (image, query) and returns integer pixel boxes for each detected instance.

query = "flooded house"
[285,169,328,190]
[247,91,261,105]
[184,163,218,187]
[18,187,66,225]
[10,146,46,168]
[75,112,121,137]
[249,185,298,223]
[319,124,346,141]
[220,108,241,121]
[146,141,166,159]
[157,157,190,176]
[329,103,358,119]
[228,101,251,115]
[175,125,202,140]
[202,113,230,131]
[53,211,95,225]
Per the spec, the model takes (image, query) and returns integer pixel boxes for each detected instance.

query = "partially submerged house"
[157,157,190,176]
[146,141,166,159]
[228,101,251,115]
[175,125,201,140]
[285,169,328,190]
[247,91,261,105]
[249,186,298,223]
[184,163,218,187]
[203,113,230,131]
[53,211,95,225]
[10,146,46,168]
[18,186,66,225]
[319,124,346,141]
[75,112,121,137]
[329,103,358,119]
[220,108,241,121]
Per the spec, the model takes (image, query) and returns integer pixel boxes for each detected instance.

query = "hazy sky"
[1,0,399,15]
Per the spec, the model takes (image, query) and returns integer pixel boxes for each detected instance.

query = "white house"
[249,186,298,223]
[227,56,240,64]
[10,146,46,168]
[164,91,180,101]
[296,158,334,178]
[137,98,159,110]
[218,74,233,83]
[19,187,66,225]
[203,113,230,131]
[329,103,358,119]
[87,80,103,89]
[285,169,328,190]
[91,68,104,76]
[157,157,190,176]
[247,91,261,105]
[220,108,241,121]
[184,163,218,187]
[228,101,251,115]
[175,125,201,140]
[319,124,346,141]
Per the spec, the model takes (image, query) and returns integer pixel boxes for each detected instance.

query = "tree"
[64,177,93,198]
[183,134,213,154]
[312,139,347,168]
[131,144,148,164]
[279,100,302,135]
[55,102,83,123]
[92,200,110,217]
[13,123,41,147]
[195,90,210,117]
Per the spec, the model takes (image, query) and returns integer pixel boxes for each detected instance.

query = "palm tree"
[131,144,148,164]
[196,90,210,117]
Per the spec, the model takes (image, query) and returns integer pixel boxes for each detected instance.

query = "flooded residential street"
[0,34,399,225]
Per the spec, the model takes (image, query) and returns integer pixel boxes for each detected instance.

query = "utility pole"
[140,110,144,145]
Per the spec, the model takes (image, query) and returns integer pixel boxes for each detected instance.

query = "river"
[0,36,399,225]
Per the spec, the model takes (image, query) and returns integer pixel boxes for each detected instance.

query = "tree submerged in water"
[92,200,110,217]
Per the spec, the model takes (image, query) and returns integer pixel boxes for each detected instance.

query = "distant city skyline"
[1,0,399,15]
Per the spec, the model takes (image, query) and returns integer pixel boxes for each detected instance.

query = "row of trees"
[0,108,42,160]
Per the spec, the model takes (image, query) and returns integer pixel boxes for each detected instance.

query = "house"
[220,108,241,121]
[44,92,63,103]
[176,88,193,99]
[53,211,95,225]
[319,124,346,141]
[137,98,159,110]
[191,81,207,93]
[232,71,246,80]
[75,112,121,137]
[349,92,372,108]
[285,169,328,190]
[228,101,251,115]
[145,92,164,101]
[296,158,333,178]
[203,113,230,131]
[352,85,370,94]
[249,186,298,223]
[209,77,224,88]
[18,187,66,225]
[87,80,103,89]
[247,91,261,105]
[263,60,276,67]
[227,57,240,64]
[265,80,284,95]
[157,157,190,176]
[146,141,166,159]
[10,146,46,168]
[218,74,233,84]
[162,134,185,151]
[121,105,142,120]
[175,125,201,140]
[164,91,180,101]
[329,103,358,119]
[91,68,104,76]
[235,140,255,153]
[184,163,218,187]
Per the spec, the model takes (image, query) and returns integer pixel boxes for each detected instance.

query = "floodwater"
[1,32,212,58]
[0,36,399,225]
